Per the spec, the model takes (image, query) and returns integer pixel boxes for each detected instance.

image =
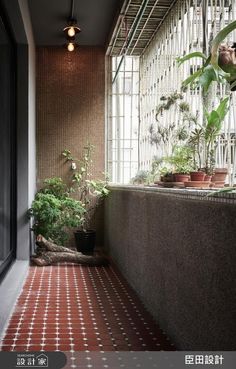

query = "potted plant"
[131,170,150,185]
[187,98,229,183]
[177,22,236,186]
[167,146,194,182]
[62,144,109,254]
[211,168,228,186]
[29,177,85,246]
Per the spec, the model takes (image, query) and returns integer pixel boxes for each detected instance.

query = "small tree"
[62,144,109,231]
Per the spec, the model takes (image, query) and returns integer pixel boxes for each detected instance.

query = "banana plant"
[176,21,236,92]
[204,97,229,173]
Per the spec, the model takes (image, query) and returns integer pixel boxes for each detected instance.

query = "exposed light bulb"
[67,42,75,52]
[68,27,75,37]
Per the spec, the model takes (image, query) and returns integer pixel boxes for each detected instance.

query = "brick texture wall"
[36,46,105,186]
[36,46,105,246]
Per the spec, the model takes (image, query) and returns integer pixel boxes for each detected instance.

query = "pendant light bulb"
[67,42,75,52]
[68,26,76,37]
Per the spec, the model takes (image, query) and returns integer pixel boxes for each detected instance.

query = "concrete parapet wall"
[104,186,236,350]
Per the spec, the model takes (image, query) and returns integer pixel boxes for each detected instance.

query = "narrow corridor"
[0,263,174,352]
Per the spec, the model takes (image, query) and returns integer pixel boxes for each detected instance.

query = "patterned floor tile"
[0,263,175,352]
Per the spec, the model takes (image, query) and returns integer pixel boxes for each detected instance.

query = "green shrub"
[29,177,85,245]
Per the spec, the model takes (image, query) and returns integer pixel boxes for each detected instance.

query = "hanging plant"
[177,20,236,92]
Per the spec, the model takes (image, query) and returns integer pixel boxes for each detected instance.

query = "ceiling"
[107,0,177,56]
[28,0,123,46]
[28,0,176,55]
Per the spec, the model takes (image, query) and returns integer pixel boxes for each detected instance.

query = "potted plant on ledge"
[167,145,194,183]
[62,144,109,254]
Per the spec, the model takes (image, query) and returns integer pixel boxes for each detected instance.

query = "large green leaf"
[177,52,207,66]
[204,98,229,140]
[198,65,218,92]
[182,68,203,88]
[216,97,229,121]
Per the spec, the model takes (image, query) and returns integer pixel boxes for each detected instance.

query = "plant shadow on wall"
[29,144,109,266]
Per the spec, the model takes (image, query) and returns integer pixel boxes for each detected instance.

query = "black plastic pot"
[74,230,96,254]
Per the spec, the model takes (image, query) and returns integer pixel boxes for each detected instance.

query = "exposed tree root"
[31,235,109,267]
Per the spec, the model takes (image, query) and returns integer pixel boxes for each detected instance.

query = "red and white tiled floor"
[0,263,175,352]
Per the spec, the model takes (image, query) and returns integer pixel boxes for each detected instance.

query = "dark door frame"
[0,3,17,282]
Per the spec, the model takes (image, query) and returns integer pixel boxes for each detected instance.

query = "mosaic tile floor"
[0,263,175,352]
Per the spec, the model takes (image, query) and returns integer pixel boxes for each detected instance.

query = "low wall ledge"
[108,184,236,204]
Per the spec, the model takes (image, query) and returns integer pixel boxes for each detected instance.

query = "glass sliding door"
[0,12,16,280]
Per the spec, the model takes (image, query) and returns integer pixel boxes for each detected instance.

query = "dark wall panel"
[105,188,236,350]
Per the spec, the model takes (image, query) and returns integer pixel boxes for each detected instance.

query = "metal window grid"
[107,0,236,184]
[107,56,140,183]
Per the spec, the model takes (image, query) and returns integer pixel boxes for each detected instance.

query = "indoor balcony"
[0,0,236,367]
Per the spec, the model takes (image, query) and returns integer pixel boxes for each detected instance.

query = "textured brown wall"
[36,46,105,246]
[36,46,105,186]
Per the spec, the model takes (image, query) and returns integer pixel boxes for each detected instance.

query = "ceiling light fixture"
[63,19,81,38]
[67,41,75,52]
[63,0,81,51]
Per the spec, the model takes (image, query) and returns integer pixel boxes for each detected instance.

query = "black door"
[0,10,16,281]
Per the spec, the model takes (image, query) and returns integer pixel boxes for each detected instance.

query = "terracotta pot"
[211,181,225,188]
[184,181,210,188]
[174,174,190,182]
[211,168,227,183]
[190,171,206,181]
[204,175,212,182]
[161,174,174,182]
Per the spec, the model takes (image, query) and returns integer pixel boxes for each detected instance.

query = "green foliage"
[62,144,109,231]
[176,52,207,66]
[188,128,204,170]
[29,178,85,245]
[167,146,194,174]
[155,92,183,118]
[131,170,150,185]
[41,177,68,198]
[187,98,229,174]
[177,21,236,92]
[150,92,198,157]
[207,187,236,196]
[204,98,229,173]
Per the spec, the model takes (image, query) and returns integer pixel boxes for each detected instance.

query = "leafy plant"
[29,177,85,245]
[167,146,194,174]
[204,97,229,173]
[131,170,150,185]
[150,93,198,157]
[62,144,109,231]
[207,187,236,196]
[177,21,236,92]
[188,128,204,170]
[188,98,229,174]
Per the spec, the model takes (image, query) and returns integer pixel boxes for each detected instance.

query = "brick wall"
[36,46,105,186]
[36,46,105,246]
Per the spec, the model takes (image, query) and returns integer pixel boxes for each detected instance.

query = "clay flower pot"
[190,171,206,181]
[184,181,210,188]
[204,175,212,182]
[161,174,174,182]
[211,168,228,183]
[174,174,190,182]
